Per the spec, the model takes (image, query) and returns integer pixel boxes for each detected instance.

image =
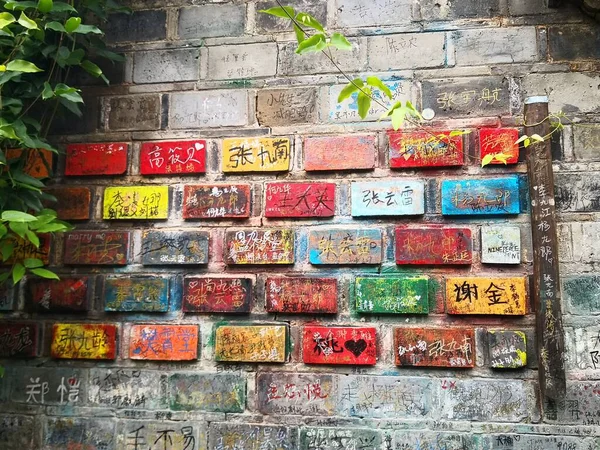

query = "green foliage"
[0,0,126,285]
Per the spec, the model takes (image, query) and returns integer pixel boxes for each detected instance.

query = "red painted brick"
[28,277,90,312]
[0,323,39,357]
[65,142,128,176]
[479,128,519,165]
[64,231,130,265]
[394,327,475,368]
[265,182,335,218]
[129,324,199,360]
[303,326,376,365]
[226,229,294,264]
[183,184,251,219]
[5,148,54,178]
[140,140,206,175]
[388,130,464,168]
[304,135,376,171]
[395,226,472,265]
[183,277,252,313]
[44,187,91,220]
[266,277,338,313]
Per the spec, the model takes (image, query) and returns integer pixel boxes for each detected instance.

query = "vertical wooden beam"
[524,96,566,400]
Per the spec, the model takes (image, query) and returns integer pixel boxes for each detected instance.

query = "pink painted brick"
[304,135,377,171]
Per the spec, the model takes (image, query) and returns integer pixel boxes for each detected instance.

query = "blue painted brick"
[441,176,520,216]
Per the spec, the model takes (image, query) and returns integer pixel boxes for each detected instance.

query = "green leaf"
[330,32,352,50]
[0,125,18,140]
[12,170,45,188]
[0,12,16,29]
[4,1,37,11]
[6,59,43,72]
[366,76,392,100]
[531,133,545,142]
[449,129,471,137]
[17,11,38,29]
[64,16,80,33]
[37,0,52,13]
[404,100,423,120]
[0,224,7,238]
[515,135,529,145]
[42,81,54,99]
[295,33,326,54]
[30,268,59,280]
[45,21,65,32]
[9,221,27,239]
[52,1,75,12]
[293,24,305,44]
[380,101,401,119]
[35,223,68,233]
[337,78,364,102]
[2,211,37,222]
[12,263,25,284]
[73,24,102,35]
[23,257,43,268]
[259,6,295,19]
[295,12,324,32]
[25,230,39,247]
[0,242,14,262]
[357,89,372,119]
[494,153,510,165]
[391,107,406,130]
[54,83,82,102]
[481,153,495,167]
[0,272,10,284]
[59,96,82,116]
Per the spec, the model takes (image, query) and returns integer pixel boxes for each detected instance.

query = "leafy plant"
[0,0,126,285]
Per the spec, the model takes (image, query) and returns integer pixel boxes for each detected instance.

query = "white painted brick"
[454,27,538,66]
[133,49,200,84]
[368,32,446,71]
[169,90,248,129]
[207,43,278,80]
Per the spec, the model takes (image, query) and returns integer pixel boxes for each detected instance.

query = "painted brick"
[351,180,425,216]
[117,421,202,450]
[368,33,446,71]
[0,285,14,311]
[355,276,429,314]
[394,432,473,449]
[44,187,91,220]
[103,185,169,220]
[169,373,245,412]
[257,89,317,126]
[445,276,527,315]
[28,277,90,312]
[479,128,520,165]
[441,176,521,215]
[104,10,166,43]
[140,140,206,175]
[573,124,600,161]
[222,137,291,172]
[481,226,521,264]
[103,275,170,312]
[420,0,500,19]
[0,323,38,357]
[214,324,287,363]
[141,230,209,265]
[209,423,298,450]
[555,173,600,212]
[134,49,199,84]
[309,229,382,265]
[335,0,413,27]
[422,76,510,118]
[394,327,475,368]
[9,367,87,406]
[300,427,384,450]
[265,277,338,313]
[337,375,433,418]
[183,277,252,313]
[257,372,337,415]
[562,275,600,315]
[329,80,412,123]
[388,130,464,168]
[395,226,472,265]
[5,148,53,178]
[108,95,161,131]
[208,43,278,80]
[257,0,326,33]
[265,182,335,218]
[178,4,245,39]
[65,142,128,176]
[183,184,251,219]
[304,135,376,171]
[51,323,117,360]
[488,330,527,369]
[303,326,376,365]
[42,418,115,450]
[454,27,538,66]
[89,368,167,409]
[64,231,130,265]
[0,415,34,449]
[226,229,295,264]
[169,90,248,129]
[483,434,591,450]
[278,41,365,76]
[129,324,199,360]
[549,25,600,61]
[3,234,51,265]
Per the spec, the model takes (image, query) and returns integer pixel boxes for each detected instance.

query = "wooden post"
[524,96,566,400]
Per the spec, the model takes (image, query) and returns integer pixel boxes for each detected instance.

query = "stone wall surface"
[1,0,600,449]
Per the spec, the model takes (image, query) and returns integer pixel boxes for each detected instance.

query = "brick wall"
[1,0,600,449]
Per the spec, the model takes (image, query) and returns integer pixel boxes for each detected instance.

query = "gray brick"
[566,325,600,372]
[88,369,168,410]
[573,124,600,161]
[133,49,200,84]
[549,25,600,61]
[209,423,298,450]
[43,417,115,450]
[555,173,600,212]
[104,10,166,44]
[108,94,161,131]
[484,434,592,450]
[256,0,327,32]
[419,0,500,19]
[169,90,248,129]
[563,274,600,315]
[509,0,552,15]
[454,27,538,66]
[277,40,367,76]
[368,32,445,71]
[0,415,35,449]
[178,4,246,40]
[8,367,87,407]
[116,420,204,450]
[169,373,245,412]
[300,427,385,450]
[544,381,600,424]
[394,431,473,450]
[334,0,413,27]
[207,43,278,80]
[257,88,318,126]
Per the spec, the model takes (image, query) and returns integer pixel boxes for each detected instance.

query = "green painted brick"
[355,276,429,314]
[169,373,245,412]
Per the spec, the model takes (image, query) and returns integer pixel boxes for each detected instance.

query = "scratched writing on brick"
[265,183,335,218]
[302,428,382,450]
[257,373,335,415]
[51,324,116,360]
[130,325,198,361]
[570,326,600,371]
[265,90,316,121]
[489,331,527,369]
[303,326,377,365]
[0,324,37,357]
[442,177,520,215]
[24,374,81,405]
[65,142,127,176]
[126,423,197,450]
[215,325,287,362]
[481,226,521,264]
[4,235,50,265]
[355,276,429,314]
[388,131,464,168]
[183,184,250,219]
[309,230,382,265]
[29,278,89,312]
[169,374,244,412]
[90,369,166,409]
[395,227,472,265]
[141,231,208,265]
[446,277,527,315]
[437,87,502,109]
[394,328,475,367]
[183,277,251,313]
[266,277,337,313]
[104,186,169,219]
[266,380,328,404]
[211,425,297,450]
[222,137,290,172]
[104,277,169,312]
[544,382,600,425]
[226,230,294,264]
[332,80,407,122]
[352,181,424,216]
[141,140,206,175]
[479,128,519,164]
[64,231,129,265]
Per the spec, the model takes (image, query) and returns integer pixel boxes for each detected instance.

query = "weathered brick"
[65,142,128,176]
[183,277,252,313]
[266,277,338,313]
[549,25,600,61]
[567,325,600,372]
[5,148,53,178]
[394,431,473,449]
[64,231,130,265]
[454,27,538,66]
[44,187,92,220]
[508,0,551,15]
[169,90,248,128]
[300,427,384,450]
[117,421,202,450]
[335,0,413,27]
[309,229,382,264]
[141,230,209,265]
[51,323,117,360]
[28,277,90,312]
[257,88,317,126]
[355,276,429,314]
[222,137,291,172]
[134,49,199,84]
[388,130,464,168]
[580,222,600,262]
[104,10,166,43]
[395,226,472,265]
[0,323,39,357]
[351,180,425,216]
[183,184,251,219]
[483,434,591,450]
[481,226,521,264]
[104,275,170,312]
[108,95,161,131]
[441,176,521,215]
[103,186,169,219]
[544,381,600,424]
[555,173,600,212]
[303,326,376,365]
[446,276,527,315]
[573,124,600,161]
[43,418,115,450]
[479,128,520,165]
[215,324,287,362]
[89,368,167,410]
[256,0,326,33]
[4,234,51,265]
[488,330,527,369]
[9,367,87,406]
[140,139,206,175]
[419,0,500,19]
[277,41,366,76]
[0,285,14,311]
[226,229,295,264]
[368,33,446,71]
[563,274,600,315]
[169,373,245,412]
[304,135,377,171]
[208,43,277,80]
[0,415,34,449]
[265,182,335,217]
[130,325,199,360]
[178,4,245,40]
[209,423,298,450]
